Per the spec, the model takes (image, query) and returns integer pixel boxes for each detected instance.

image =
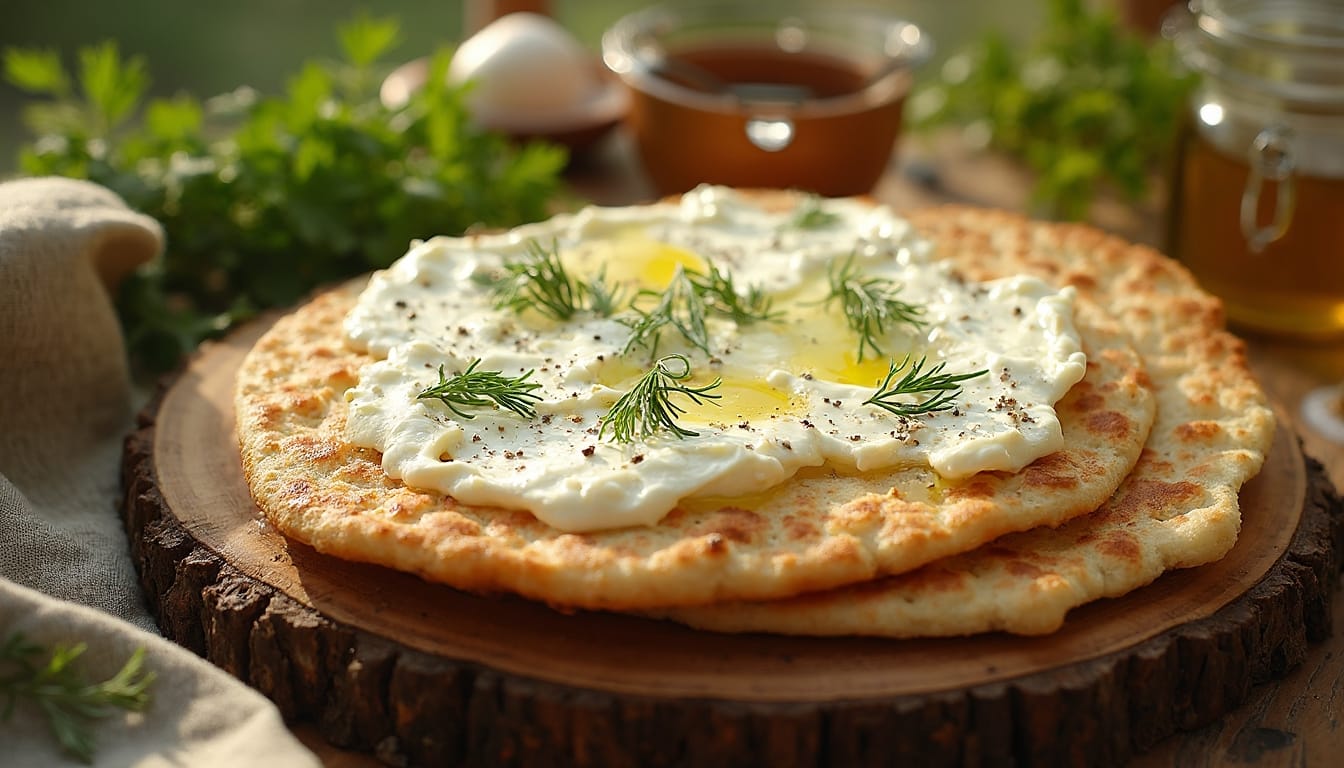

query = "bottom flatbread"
[657,207,1275,636]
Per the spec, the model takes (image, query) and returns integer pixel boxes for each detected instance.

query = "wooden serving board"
[121,315,1344,768]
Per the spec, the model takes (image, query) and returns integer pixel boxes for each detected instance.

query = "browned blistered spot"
[1065,272,1097,291]
[1175,420,1221,442]
[1098,531,1141,562]
[830,495,884,529]
[284,434,342,465]
[1110,479,1203,523]
[325,366,359,390]
[897,564,973,594]
[660,506,688,527]
[1134,367,1154,390]
[783,515,820,541]
[254,402,284,426]
[1004,558,1047,579]
[946,477,997,501]
[704,532,726,555]
[425,514,482,537]
[1133,449,1175,476]
[385,492,439,519]
[1069,392,1105,413]
[1022,452,1079,490]
[1086,410,1131,439]
[281,386,325,418]
[282,478,311,502]
[810,534,865,568]
[694,506,765,545]
[336,457,385,485]
[485,508,539,534]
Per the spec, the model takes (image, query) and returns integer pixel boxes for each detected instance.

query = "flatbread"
[657,206,1275,636]
[234,201,1155,611]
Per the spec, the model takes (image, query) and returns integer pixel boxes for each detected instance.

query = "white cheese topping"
[343,186,1087,532]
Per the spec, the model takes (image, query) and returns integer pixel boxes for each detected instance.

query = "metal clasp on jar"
[1240,124,1297,253]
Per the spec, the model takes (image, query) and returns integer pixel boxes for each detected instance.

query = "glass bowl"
[602,2,931,196]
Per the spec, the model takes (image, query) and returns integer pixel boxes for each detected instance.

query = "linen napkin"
[0,176,320,767]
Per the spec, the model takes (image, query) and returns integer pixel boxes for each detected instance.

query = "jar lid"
[1170,0,1344,108]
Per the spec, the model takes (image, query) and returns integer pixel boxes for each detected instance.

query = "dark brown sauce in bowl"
[664,45,869,101]
[604,5,929,196]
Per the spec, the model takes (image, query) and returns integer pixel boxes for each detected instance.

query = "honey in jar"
[1167,0,1344,340]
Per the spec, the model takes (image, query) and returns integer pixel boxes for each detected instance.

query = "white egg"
[343,187,1088,533]
[448,12,599,124]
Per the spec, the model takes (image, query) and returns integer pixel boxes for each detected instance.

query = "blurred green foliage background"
[0,0,1042,175]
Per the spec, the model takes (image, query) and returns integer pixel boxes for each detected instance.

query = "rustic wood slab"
[121,316,1344,768]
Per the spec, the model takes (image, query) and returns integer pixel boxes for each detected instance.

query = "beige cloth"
[0,177,320,767]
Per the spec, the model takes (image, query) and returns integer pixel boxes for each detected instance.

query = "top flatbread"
[658,206,1275,636]
[234,197,1155,611]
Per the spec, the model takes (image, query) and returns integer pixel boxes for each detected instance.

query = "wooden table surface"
[304,132,1344,767]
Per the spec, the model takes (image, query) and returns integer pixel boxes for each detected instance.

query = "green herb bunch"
[3,14,567,374]
[909,0,1195,220]
[1,632,155,763]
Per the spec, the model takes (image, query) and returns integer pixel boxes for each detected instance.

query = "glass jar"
[1167,0,1344,340]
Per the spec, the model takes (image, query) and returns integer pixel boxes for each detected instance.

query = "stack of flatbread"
[234,192,1275,638]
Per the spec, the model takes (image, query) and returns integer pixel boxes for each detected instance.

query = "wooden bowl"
[601,3,931,196]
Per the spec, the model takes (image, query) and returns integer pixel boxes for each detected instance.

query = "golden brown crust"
[658,206,1275,636]
[234,201,1157,611]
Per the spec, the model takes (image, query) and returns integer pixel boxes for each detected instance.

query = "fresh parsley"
[909,0,1196,220]
[3,14,567,375]
[1,632,155,764]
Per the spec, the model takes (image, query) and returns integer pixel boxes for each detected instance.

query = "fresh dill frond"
[492,239,628,320]
[1,632,155,763]
[416,359,543,420]
[864,355,987,417]
[825,254,927,362]
[579,265,625,318]
[788,194,841,230]
[599,354,722,443]
[621,266,711,357]
[493,238,583,321]
[689,261,781,325]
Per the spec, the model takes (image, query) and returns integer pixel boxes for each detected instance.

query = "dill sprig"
[493,239,584,321]
[864,355,987,417]
[580,266,626,317]
[689,261,781,325]
[1,632,155,764]
[599,354,722,443]
[825,254,927,362]
[788,194,840,230]
[621,266,710,357]
[491,239,628,320]
[416,359,543,420]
